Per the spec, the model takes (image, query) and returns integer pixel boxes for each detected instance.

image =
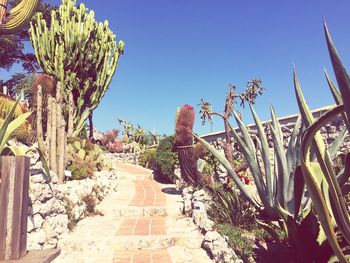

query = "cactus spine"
[29,0,124,135]
[0,0,40,34]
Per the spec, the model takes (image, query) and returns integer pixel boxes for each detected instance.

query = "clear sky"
[3,0,350,136]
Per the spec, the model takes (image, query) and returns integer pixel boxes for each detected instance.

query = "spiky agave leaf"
[270,113,289,209]
[250,105,275,207]
[324,22,350,132]
[301,104,350,262]
[193,133,261,209]
[329,127,348,160]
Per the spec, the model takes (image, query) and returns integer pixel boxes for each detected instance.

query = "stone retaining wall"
[27,154,118,250]
[208,115,350,158]
[182,187,243,263]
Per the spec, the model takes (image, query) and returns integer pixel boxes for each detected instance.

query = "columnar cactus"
[30,74,56,141]
[0,0,40,34]
[29,0,124,136]
[175,104,197,185]
[36,82,66,183]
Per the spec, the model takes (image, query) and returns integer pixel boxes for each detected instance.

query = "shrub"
[106,140,124,153]
[67,138,104,177]
[67,157,94,180]
[154,135,178,182]
[207,185,256,229]
[101,129,119,146]
[65,198,78,231]
[216,224,254,262]
[82,194,98,216]
[139,148,157,169]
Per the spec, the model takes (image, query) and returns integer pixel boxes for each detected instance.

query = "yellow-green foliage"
[0,94,32,143]
[139,148,157,169]
[67,158,94,180]
[67,138,103,180]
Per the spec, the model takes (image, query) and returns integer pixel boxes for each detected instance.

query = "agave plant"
[195,105,308,219]
[298,23,350,262]
[195,76,349,261]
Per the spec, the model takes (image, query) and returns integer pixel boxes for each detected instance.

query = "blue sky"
[2,0,350,136]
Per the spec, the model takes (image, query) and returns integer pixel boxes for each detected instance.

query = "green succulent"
[68,139,103,175]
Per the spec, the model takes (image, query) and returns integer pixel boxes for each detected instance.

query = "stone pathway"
[54,163,212,263]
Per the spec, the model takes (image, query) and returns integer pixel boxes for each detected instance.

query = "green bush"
[139,148,157,169]
[67,157,94,180]
[154,135,178,182]
[67,138,104,179]
[207,185,256,230]
[216,224,254,262]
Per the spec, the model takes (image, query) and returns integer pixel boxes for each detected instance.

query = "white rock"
[192,201,207,227]
[37,197,66,217]
[27,213,44,232]
[203,218,215,232]
[30,183,54,203]
[42,214,69,239]
[192,189,211,202]
[27,229,46,250]
[30,173,50,184]
[71,202,86,221]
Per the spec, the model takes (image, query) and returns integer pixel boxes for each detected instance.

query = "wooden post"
[0,156,30,260]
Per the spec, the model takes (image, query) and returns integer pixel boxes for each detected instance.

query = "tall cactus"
[175,104,197,185]
[0,0,40,34]
[30,74,56,141]
[36,82,66,183]
[29,0,124,136]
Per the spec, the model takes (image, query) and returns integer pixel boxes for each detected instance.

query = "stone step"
[114,206,183,218]
[113,247,213,263]
[113,249,172,263]
[111,233,204,251]
[118,173,154,180]
[167,246,213,263]
[111,235,176,251]
[115,206,167,217]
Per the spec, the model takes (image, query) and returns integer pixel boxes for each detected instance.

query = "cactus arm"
[0,0,40,34]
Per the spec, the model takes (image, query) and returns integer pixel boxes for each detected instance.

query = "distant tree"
[118,118,135,143]
[199,79,265,164]
[0,0,55,96]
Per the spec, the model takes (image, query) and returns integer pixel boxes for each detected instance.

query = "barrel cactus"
[175,104,197,185]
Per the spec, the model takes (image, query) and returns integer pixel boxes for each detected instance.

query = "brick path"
[52,162,213,263]
[114,166,172,263]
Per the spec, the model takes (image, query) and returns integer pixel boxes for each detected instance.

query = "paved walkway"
[114,173,171,263]
[54,163,212,263]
